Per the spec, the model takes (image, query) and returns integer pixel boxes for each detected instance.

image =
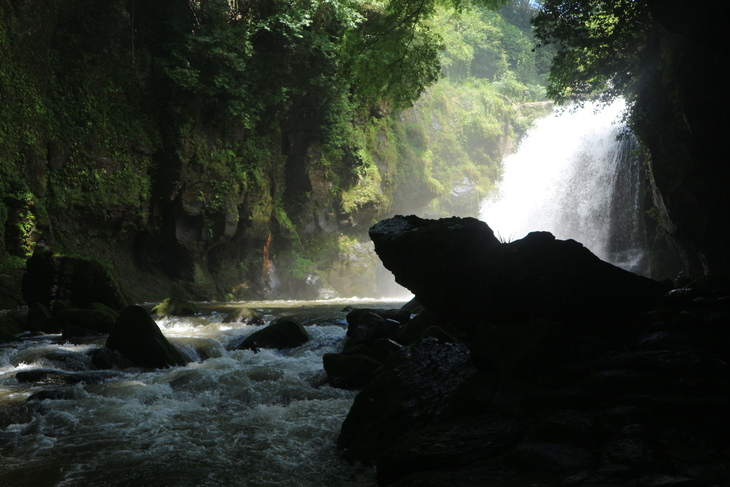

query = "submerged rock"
[106,305,188,368]
[222,306,263,325]
[236,317,309,351]
[369,215,668,326]
[15,368,120,384]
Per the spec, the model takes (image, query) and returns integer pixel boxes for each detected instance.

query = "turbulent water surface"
[0,299,406,487]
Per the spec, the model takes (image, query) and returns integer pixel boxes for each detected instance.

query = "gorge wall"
[0,0,548,306]
[634,0,730,277]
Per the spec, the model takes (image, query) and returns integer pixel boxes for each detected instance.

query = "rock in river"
[106,305,188,369]
[369,215,668,326]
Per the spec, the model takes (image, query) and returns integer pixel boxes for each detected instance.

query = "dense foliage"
[1,0,552,300]
[531,0,652,104]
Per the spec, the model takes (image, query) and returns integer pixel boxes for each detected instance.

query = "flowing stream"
[0,300,406,487]
[480,99,649,275]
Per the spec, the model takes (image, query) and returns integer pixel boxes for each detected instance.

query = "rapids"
[0,300,406,487]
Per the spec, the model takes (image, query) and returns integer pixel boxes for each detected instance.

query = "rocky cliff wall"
[635,0,730,277]
[1,1,546,305]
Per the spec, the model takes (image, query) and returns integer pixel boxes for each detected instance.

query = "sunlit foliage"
[532,0,652,104]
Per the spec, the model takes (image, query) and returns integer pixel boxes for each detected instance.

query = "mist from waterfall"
[479,99,649,275]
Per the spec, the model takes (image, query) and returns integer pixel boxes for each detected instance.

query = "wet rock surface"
[369,215,668,325]
[106,305,188,368]
[334,216,730,486]
[235,317,309,351]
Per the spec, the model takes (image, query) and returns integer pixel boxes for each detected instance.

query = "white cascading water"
[0,300,411,487]
[479,99,649,275]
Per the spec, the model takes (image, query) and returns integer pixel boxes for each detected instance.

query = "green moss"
[152,298,199,317]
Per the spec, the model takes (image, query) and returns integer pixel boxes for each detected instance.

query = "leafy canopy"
[160,0,511,129]
[531,0,652,105]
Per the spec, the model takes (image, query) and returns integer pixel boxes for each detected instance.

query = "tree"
[531,0,652,105]
[339,0,510,109]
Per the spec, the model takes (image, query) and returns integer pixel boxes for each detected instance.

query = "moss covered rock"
[152,298,198,317]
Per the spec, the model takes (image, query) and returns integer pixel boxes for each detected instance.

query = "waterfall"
[479,99,649,275]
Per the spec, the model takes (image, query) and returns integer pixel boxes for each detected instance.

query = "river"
[0,299,408,487]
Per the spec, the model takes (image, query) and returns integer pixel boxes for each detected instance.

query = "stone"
[345,310,401,349]
[376,414,523,485]
[106,305,188,368]
[222,306,263,325]
[236,317,309,351]
[151,298,198,317]
[369,215,669,326]
[15,368,120,384]
[337,337,475,464]
[27,389,77,401]
[502,442,597,473]
[57,307,117,334]
[21,248,128,311]
[27,303,61,333]
[323,352,382,389]
[0,311,27,340]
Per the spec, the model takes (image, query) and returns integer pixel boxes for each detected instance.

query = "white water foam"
[0,304,380,487]
[479,99,648,273]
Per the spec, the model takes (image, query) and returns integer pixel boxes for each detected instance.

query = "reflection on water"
[0,300,407,487]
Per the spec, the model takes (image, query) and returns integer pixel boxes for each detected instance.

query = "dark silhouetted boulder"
[337,337,475,464]
[376,415,524,485]
[26,303,61,333]
[323,352,382,389]
[106,305,187,368]
[57,307,117,334]
[345,310,401,349]
[369,215,668,327]
[236,317,309,351]
[21,248,128,311]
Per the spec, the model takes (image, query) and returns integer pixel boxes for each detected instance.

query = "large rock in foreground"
[337,337,475,464]
[369,215,668,325]
[106,305,187,369]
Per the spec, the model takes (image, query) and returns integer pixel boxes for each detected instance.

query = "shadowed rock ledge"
[332,215,730,487]
[369,215,668,326]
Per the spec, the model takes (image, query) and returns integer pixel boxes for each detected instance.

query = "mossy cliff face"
[1,1,549,302]
[633,1,730,277]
